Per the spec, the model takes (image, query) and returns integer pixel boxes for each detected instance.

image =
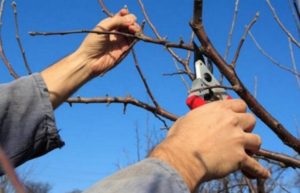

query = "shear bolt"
[204,73,212,82]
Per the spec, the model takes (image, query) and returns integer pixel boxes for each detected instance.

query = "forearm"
[41,51,94,109]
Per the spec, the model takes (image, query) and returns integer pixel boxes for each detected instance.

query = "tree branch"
[29,30,194,51]
[67,96,178,121]
[224,0,240,61]
[190,0,300,154]
[0,0,19,79]
[231,12,259,67]
[266,0,300,48]
[11,1,31,75]
[249,31,300,77]
[97,0,113,17]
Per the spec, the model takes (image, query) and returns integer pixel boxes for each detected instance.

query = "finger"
[128,23,142,34]
[99,12,137,31]
[217,99,248,113]
[243,133,262,152]
[237,113,256,132]
[240,155,271,179]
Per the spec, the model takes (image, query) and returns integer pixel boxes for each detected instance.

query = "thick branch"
[191,0,300,154]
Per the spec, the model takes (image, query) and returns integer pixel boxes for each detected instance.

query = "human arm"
[0,9,140,173]
[84,99,269,193]
[41,9,140,109]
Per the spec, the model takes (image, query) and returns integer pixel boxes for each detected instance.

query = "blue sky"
[1,0,300,192]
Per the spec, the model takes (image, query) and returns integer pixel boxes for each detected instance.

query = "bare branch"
[131,49,160,108]
[0,0,19,79]
[67,96,178,121]
[288,37,300,89]
[137,0,161,39]
[266,0,300,48]
[137,0,194,80]
[231,12,259,67]
[171,58,190,91]
[29,30,194,51]
[11,1,31,75]
[224,0,240,61]
[288,0,300,36]
[256,149,300,168]
[97,0,113,17]
[249,31,300,77]
[190,0,300,153]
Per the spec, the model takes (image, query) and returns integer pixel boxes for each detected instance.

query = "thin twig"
[11,1,31,75]
[244,177,257,193]
[137,0,194,80]
[288,37,300,89]
[97,0,113,17]
[29,30,194,51]
[288,0,300,37]
[0,0,19,79]
[171,58,190,91]
[224,0,240,61]
[249,31,300,77]
[266,0,300,48]
[131,49,160,108]
[137,0,161,39]
[67,96,178,121]
[231,12,259,67]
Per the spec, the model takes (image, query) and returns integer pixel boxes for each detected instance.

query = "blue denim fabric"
[0,74,64,174]
[84,158,190,193]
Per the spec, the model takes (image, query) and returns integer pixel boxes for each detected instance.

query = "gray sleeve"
[84,158,190,193]
[0,74,64,174]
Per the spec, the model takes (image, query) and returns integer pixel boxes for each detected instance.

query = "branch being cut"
[190,0,300,154]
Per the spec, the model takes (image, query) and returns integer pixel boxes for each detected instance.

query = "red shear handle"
[186,95,206,110]
[186,95,232,110]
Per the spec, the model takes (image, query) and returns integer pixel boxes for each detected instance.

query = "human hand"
[149,99,270,192]
[76,8,141,76]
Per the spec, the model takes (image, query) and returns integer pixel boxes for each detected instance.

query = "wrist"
[41,51,94,108]
[149,138,206,192]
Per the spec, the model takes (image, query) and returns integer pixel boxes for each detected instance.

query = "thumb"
[98,9,137,31]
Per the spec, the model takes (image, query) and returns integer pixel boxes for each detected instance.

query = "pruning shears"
[186,43,231,110]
